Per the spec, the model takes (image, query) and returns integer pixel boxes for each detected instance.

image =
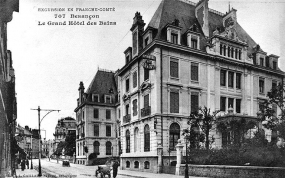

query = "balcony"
[141,106,151,117]
[123,114,131,123]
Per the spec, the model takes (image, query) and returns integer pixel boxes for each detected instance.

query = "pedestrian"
[26,159,29,169]
[112,161,119,178]
[21,159,25,171]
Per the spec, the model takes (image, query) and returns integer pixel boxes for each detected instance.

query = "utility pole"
[31,106,60,177]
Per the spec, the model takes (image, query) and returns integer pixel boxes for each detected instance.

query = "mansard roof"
[147,0,258,55]
[85,69,118,103]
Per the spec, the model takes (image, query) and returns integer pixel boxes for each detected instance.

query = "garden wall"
[162,166,176,174]
[179,164,285,178]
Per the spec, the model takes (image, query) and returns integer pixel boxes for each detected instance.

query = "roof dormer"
[124,47,132,64]
[142,26,156,48]
[269,54,279,70]
[186,24,201,50]
[165,19,182,45]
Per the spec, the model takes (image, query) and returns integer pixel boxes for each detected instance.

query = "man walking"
[112,161,119,178]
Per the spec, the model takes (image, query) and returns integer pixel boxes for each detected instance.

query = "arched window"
[144,125,150,152]
[126,130,130,153]
[134,161,139,168]
[126,161,130,168]
[93,141,100,155]
[134,127,140,152]
[169,123,180,150]
[106,141,112,155]
[144,161,150,169]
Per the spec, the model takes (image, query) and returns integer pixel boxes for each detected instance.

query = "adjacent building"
[0,0,19,176]
[75,69,119,165]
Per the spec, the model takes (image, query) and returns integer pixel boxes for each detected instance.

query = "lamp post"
[184,134,189,178]
[31,106,60,176]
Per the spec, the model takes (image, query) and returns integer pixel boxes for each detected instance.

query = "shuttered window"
[133,99,138,116]
[94,109,99,119]
[106,125,111,137]
[170,91,179,113]
[144,125,150,152]
[133,71,137,88]
[191,92,199,113]
[236,73,241,89]
[94,124,99,136]
[220,70,226,86]
[144,94,149,108]
[191,63,198,81]
[220,97,226,111]
[228,71,234,88]
[170,60,179,78]
[106,109,111,120]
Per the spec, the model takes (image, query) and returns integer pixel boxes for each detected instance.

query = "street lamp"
[31,106,60,176]
[184,133,189,178]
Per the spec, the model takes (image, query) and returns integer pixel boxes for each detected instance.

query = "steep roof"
[85,70,118,103]
[146,0,258,54]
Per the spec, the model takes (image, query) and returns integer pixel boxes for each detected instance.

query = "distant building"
[75,69,119,165]
[53,117,76,150]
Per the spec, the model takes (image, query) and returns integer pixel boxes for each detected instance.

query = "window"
[220,70,226,86]
[134,161,139,168]
[259,78,265,94]
[236,73,241,89]
[170,91,179,113]
[144,68,149,81]
[94,124,99,136]
[106,125,111,137]
[231,48,234,58]
[220,97,226,111]
[126,161,130,168]
[144,94,149,109]
[228,71,234,88]
[106,109,111,120]
[235,49,238,59]
[106,141,112,155]
[126,104,129,115]
[272,81,277,89]
[126,130,130,153]
[266,57,270,67]
[133,71,137,88]
[169,123,180,150]
[253,57,256,65]
[144,125,150,152]
[126,55,130,64]
[260,58,264,67]
[144,161,150,169]
[134,128,140,152]
[133,31,138,55]
[273,61,277,69]
[223,45,226,56]
[238,50,241,60]
[220,44,223,55]
[228,98,234,109]
[93,141,100,155]
[171,33,178,44]
[236,99,241,113]
[93,94,99,102]
[145,37,149,47]
[133,99,138,116]
[191,63,199,81]
[191,36,198,49]
[170,59,179,78]
[191,92,199,114]
[105,95,111,103]
[228,46,231,57]
[94,109,99,119]
[126,79,130,92]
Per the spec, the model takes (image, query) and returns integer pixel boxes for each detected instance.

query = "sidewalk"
[118,169,207,178]
[16,168,48,178]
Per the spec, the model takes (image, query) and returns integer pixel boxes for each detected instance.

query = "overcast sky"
[7,0,285,140]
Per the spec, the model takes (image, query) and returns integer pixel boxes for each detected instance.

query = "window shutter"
[170,61,178,78]
[191,93,199,113]
[170,91,179,113]
[191,63,198,81]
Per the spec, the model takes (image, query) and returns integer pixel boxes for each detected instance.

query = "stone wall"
[179,164,285,178]
[162,166,176,175]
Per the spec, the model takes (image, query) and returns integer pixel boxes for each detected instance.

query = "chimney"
[78,81,85,104]
[195,0,209,37]
[130,12,145,57]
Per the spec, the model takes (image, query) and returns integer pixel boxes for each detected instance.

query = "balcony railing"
[123,114,131,123]
[141,106,151,117]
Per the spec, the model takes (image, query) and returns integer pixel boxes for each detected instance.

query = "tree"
[260,83,285,143]
[64,132,76,156]
[183,106,219,150]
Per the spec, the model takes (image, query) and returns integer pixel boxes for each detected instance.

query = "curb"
[34,166,58,178]
[118,173,146,178]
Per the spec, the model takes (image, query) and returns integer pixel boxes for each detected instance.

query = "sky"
[7,0,285,140]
